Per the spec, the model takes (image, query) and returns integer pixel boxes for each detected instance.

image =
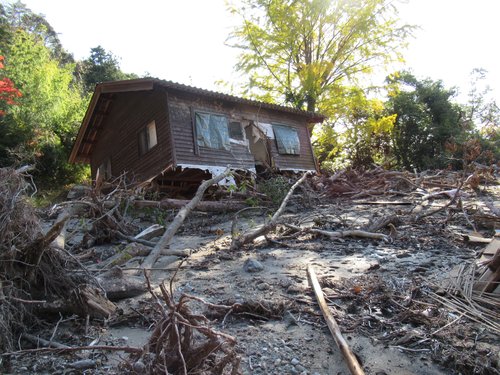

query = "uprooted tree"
[0,167,115,353]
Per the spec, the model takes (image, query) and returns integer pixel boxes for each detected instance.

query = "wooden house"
[69,78,324,192]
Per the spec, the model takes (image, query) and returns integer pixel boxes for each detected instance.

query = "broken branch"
[307,265,365,375]
[230,171,310,250]
[142,168,232,269]
[285,224,390,242]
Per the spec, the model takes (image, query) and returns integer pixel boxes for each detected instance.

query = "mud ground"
[5,192,499,375]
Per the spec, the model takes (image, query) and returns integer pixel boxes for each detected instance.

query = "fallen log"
[230,171,310,251]
[285,224,390,242]
[141,168,232,269]
[135,224,165,240]
[133,198,247,212]
[307,266,365,375]
[34,285,117,319]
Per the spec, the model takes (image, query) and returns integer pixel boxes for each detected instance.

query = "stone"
[256,282,270,290]
[291,358,300,365]
[67,184,91,200]
[244,258,264,273]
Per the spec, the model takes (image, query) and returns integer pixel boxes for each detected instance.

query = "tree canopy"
[0,2,138,186]
[228,0,414,113]
[79,45,138,93]
[386,71,463,170]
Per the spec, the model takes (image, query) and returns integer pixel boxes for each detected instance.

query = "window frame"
[193,110,231,151]
[272,123,301,155]
[138,120,158,156]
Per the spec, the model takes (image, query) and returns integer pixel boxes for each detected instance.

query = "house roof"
[69,78,325,163]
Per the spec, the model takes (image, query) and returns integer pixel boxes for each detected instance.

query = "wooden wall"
[167,89,317,172]
[90,88,173,181]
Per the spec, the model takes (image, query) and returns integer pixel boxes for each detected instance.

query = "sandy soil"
[6,194,499,375]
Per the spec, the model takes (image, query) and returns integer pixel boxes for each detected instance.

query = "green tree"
[2,1,73,64]
[228,0,413,113]
[0,29,87,184]
[79,45,137,93]
[314,86,396,170]
[386,71,463,170]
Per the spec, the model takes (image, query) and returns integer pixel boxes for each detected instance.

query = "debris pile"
[0,167,115,354]
[124,274,240,374]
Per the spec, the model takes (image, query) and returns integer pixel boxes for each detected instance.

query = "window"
[139,121,157,155]
[272,124,300,155]
[195,112,230,150]
[229,121,244,140]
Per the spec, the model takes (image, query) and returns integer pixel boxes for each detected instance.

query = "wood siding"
[90,88,173,181]
[167,90,316,171]
[167,91,255,170]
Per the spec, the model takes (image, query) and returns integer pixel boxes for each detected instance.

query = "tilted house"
[69,78,324,192]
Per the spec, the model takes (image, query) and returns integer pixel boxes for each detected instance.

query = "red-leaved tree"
[0,55,22,115]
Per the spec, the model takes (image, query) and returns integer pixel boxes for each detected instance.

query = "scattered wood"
[307,265,365,375]
[474,239,500,294]
[133,198,247,212]
[101,243,152,268]
[142,168,232,269]
[230,171,310,251]
[134,224,165,240]
[365,214,401,233]
[285,224,390,242]
[126,273,240,374]
[2,345,143,357]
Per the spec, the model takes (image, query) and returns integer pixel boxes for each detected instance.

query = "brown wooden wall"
[90,88,173,181]
[167,90,317,171]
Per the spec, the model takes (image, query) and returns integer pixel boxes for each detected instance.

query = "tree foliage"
[0,28,88,184]
[0,55,22,115]
[0,2,138,186]
[386,71,464,170]
[79,45,137,93]
[229,0,413,113]
[0,2,89,185]
[314,86,395,170]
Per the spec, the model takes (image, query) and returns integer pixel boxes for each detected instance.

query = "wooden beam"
[307,265,366,375]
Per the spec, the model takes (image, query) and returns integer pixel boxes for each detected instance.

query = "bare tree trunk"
[230,172,310,250]
[141,168,232,269]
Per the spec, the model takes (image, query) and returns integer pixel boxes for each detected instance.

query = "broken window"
[272,124,300,155]
[139,121,158,155]
[229,121,244,140]
[195,112,230,150]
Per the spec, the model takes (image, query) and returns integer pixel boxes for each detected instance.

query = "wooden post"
[307,265,365,375]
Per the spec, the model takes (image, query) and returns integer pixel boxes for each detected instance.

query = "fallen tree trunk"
[133,198,247,212]
[230,172,310,251]
[307,266,365,375]
[141,168,232,269]
[285,224,390,242]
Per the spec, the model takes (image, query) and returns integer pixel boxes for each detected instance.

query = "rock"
[291,357,300,366]
[133,360,146,373]
[256,282,270,290]
[244,258,264,273]
[296,364,306,372]
[67,184,91,200]
[70,359,97,369]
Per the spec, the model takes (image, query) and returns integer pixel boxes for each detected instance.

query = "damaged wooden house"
[69,78,324,194]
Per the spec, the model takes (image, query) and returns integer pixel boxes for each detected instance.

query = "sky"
[4,0,500,104]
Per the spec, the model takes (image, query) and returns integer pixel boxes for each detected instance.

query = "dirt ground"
[4,183,500,375]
